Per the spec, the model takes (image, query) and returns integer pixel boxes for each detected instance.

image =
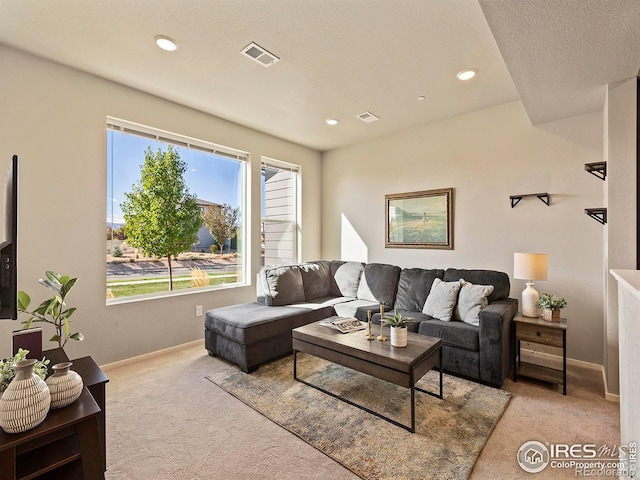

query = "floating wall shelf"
[510,193,550,208]
[585,162,607,181]
[585,208,607,225]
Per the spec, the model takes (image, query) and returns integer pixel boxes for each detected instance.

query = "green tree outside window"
[121,146,202,290]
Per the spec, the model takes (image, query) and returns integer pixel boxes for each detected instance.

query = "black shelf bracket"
[585,208,607,225]
[510,193,550,208]
[585,162,607,181]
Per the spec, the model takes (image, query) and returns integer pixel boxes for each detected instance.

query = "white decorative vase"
[521,282,540,317]
[390,326,408,347]
[46,362,83,409]
[0,359,51,434]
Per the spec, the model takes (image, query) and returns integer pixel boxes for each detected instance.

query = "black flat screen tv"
[0,154,18,319]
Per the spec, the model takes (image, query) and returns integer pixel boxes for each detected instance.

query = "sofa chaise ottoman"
[204,303,330,373]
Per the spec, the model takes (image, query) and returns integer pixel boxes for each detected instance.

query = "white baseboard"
[603,388,620,402]
[602,372,621,403]
[100,339,204,373]
[520,348,598,370]
[521,349,620,403]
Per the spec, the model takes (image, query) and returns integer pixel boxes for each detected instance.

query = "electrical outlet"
[196,305,203,317]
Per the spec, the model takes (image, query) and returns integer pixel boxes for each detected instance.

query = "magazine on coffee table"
[319,317,366,334]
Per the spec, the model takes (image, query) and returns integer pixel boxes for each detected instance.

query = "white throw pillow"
[422,278,462,321]
[454,279,494,326]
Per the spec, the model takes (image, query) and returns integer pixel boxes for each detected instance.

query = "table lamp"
[514,253,548,317]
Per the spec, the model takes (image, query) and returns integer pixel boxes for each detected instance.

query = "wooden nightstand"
[513,313,567,395]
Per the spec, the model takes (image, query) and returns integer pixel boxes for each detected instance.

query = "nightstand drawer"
[516,322,564,347]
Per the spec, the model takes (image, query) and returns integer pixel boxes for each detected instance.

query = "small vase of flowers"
[537,293,567,322]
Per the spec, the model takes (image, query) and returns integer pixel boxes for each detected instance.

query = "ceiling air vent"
[241,42,280,67]
[356,111,380,123]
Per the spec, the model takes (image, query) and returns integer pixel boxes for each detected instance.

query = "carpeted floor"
[104,341,620,479]
[206,353,511,480]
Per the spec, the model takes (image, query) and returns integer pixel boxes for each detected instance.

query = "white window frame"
[106,117,250,304]
[261,156,301,266]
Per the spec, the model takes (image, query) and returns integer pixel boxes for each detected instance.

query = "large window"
[106,118,248,302]
[261,158,300,266]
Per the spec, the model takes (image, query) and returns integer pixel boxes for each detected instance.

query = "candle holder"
[377,306,387,341]
[366,310,374,341]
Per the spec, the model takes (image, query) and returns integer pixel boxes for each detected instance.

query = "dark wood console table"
[43,349,109,471]
[0,388,104,480]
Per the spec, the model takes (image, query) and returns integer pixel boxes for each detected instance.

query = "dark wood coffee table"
[292,322,442,433]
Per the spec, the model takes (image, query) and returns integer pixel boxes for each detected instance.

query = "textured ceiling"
[479,0,640,125]
[0,1,638,150]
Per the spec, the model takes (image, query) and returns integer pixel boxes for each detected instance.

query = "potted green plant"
[537,293,567,322]
[381,308,412,347]
[0,348,49,396]
[17,271,84,349]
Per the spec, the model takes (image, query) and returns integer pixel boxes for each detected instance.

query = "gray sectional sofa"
[204,260,518,387]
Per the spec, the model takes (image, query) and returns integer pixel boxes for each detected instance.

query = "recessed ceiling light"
[155,35,178,52]
[456,69,477,81]
[325,119,338,126]
[418,96,426,101]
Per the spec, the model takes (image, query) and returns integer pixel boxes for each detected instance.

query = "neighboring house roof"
[195,198,220,208]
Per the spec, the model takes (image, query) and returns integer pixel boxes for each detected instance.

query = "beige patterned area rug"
[206,353,510,480]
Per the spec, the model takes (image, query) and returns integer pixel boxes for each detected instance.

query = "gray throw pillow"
[454,280,494,326]
[422,278,462,322]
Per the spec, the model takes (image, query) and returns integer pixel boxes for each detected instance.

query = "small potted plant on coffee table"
[381,308,412,347]
[537,293,567,322]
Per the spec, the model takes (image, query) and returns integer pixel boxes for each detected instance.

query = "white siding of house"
[263,170,296,265]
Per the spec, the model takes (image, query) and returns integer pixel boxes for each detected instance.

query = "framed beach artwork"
[385,188,453,249]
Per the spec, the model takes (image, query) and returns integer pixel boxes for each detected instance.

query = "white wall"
[605,79,637,396]
[322,101,604,364]
[0,46,322,364]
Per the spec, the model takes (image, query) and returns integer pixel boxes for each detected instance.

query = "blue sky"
[107,130,244,225]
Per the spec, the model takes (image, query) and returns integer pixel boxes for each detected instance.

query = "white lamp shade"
[514,253,548,281]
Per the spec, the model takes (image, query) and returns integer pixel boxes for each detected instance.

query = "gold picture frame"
[385,188,453,249]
